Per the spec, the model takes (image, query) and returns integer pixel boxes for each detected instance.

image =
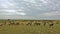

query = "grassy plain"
[0,20,60,34]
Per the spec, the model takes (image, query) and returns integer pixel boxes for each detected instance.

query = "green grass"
[0,20,60,34]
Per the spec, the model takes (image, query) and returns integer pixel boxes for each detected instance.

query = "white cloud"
[0,10,16,13]
[18,9,24,11]
[0,3,8,8]
[6,2,15,6]
[23,0,36,3]
[0,0,15,8]
[0,9,26,15]
[39,11,60,16]
[0,0,60,19]
[40,0,48,3]
[16,12,26,15]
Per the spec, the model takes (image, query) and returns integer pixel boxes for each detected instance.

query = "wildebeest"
[49,24,53,27]
[8,19,15,25]
[26,22,32,26]
[48,22,54,28]
[34,23,40,26]
[34,21,40,26]
[8,22,15,25]
[0,23,4,26]
[8,22,20,25]
[15,23,20,25]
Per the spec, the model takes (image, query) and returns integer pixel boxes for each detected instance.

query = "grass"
[0,20,60,34]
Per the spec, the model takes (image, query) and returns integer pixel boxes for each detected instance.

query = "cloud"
[0,9,26,15]
[4,10,16,12]
[16,12,26,15]
[23,0,36,3]
[0,0,60,20]
[40,11,60,16]
[40,0,48,3]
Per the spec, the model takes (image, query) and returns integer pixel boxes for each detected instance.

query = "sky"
[0,0,60,20]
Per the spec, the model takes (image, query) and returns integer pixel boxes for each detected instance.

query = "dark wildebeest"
[26,22,32,26]
[34,23,40,26]
[15,23,20,25]
[49,23,53,27]
[47,20,54,28]
[34,21,40,26]
[48,22,54,28]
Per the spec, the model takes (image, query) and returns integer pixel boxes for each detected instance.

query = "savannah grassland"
[0,20,60,34]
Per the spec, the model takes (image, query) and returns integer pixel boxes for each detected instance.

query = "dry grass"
[0,20,60,34]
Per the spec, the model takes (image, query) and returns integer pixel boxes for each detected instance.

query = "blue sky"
[0,0,60,20]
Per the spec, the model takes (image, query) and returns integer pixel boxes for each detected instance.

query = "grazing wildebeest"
[34,23,40,26]
[49,23,53,27]
[15,23,20,25]
[34,21,40,26]
[26,22,32,26]
[8,19,15,25]
[8,22,15,25]
[0,23,4,26]
[48,22,54,28]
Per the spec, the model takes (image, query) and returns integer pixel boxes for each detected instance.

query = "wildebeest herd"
[26,20,54,28]
[0,20,59,28]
